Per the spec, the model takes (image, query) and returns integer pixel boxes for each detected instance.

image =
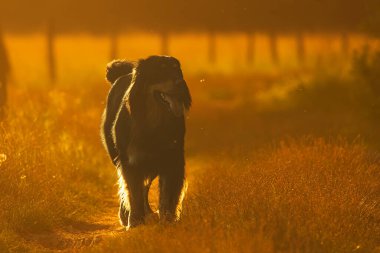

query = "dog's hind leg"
[120,161,145,228]
[117,168,130,226]
[119,200,129,226]
[143,176,154,214]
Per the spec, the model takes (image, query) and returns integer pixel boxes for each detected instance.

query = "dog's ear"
[173,58,191,110]
[182,80,192,111]
[126,60,146,119]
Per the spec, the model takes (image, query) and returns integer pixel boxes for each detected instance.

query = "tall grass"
[0,86,116,252]
[87,138,380,253]
[276,49,380,147]
[1,40,379,252]
[1,77,379,252]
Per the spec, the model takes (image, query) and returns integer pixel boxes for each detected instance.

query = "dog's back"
[101,60,134,164]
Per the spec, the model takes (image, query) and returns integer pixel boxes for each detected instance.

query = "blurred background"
[1,0,380,154]
[1,1,380,252]
[1,0,380,84]
[1,0,380,148]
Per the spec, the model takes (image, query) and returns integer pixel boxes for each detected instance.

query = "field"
[0,34,379,252]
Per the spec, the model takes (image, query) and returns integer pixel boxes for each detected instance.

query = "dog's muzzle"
[158,92,183,117]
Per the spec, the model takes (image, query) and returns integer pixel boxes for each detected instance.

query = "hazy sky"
[1,0,379,34]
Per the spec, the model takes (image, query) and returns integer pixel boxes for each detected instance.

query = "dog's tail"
[106,60,134,85]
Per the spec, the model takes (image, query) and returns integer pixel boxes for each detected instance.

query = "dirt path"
[20,198,123,252]
[19,159,203,252]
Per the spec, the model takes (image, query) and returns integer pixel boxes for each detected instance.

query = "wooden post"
[341,32,349,58]
[269,32,279,65]
[246,32,255,64]
[47,19,56,84]
[161,31,169,55]
[0,26,10,117]
[208,31,216,64]
[110,31,118,60]
[296,32,305,65]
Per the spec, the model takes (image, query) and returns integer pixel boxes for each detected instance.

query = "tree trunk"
[208,31,216,64]
[269,32,279,65]
[161,32,169,55]
[47,19,56,84]
[296,32,305,65]
[110,32,118,60]
[246,32,255,64]
[0,26,10,116]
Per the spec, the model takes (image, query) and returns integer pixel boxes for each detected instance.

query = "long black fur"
[101,56,191,228]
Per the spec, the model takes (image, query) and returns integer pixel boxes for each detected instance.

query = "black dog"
[101,56,191,228]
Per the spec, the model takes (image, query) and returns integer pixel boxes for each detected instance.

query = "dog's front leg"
[159,165,185,222]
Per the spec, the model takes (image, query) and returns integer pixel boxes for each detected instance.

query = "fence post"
[246,32,255,64]
[0,26,10,118]
[269,32,279,65]
[296,32,305,65]
[110,31,118,60]
[208,30,216,64]
[341,32,349,58]
[47,19,56,84]
[160,31,169,55]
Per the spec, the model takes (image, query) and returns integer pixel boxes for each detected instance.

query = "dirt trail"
[20,159,203,252]
[20,199,123,252]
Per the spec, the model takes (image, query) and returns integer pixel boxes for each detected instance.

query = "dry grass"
[0,86,117,252]
[0,34,379,252]
[86,138,380,253]
[1,81,379,252]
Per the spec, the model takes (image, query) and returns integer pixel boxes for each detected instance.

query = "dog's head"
[127,56,191,123]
